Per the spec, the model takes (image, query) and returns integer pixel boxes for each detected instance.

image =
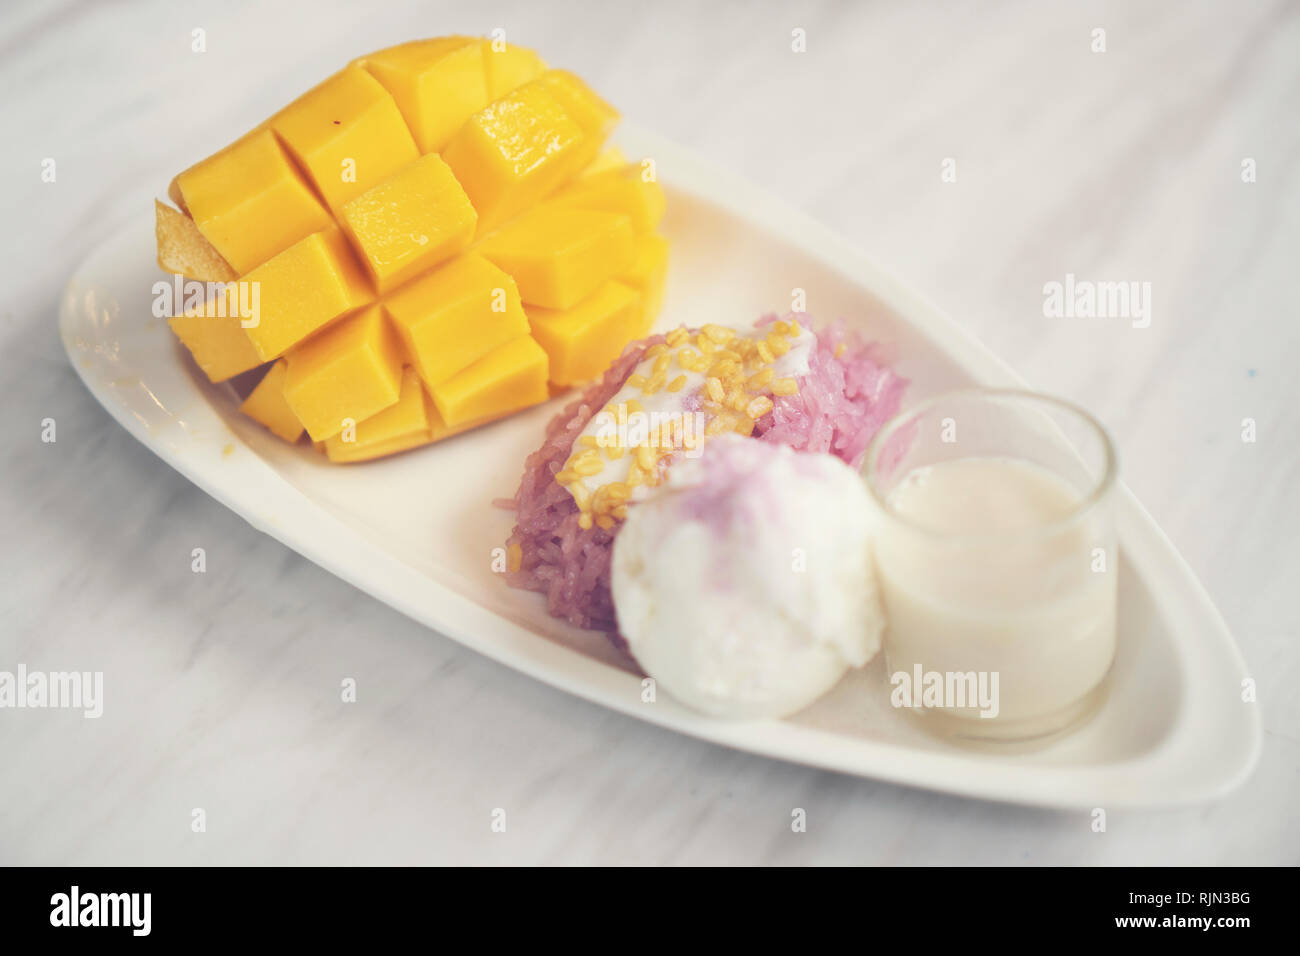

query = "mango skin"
[154,200,237,282]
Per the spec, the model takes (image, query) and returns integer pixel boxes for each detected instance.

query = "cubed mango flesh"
[619,234,670,336]
[427,404,514,442]
[323,366,429,461]
[272,65,420,215]
[160,36,671,461]
[552,163,665,235]
[325,391,519,462]
[167,305,264,383]
[384,254,529,387]
[581,146,627,178]
[239,227,375,361]
[532,70,618,169]
[430,335,549,427]
[442,84,587,233]
[481,40,546,99]
[526,280,641,386]
[478,206,636,310]
[363,37,488,154]
[339,153,477,293]
[173,129,333,274]
[239,360,305,442]
[324,428,434,463]
[283,305,403,441]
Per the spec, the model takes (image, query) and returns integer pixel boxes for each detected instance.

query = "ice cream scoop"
[611,434,884,718]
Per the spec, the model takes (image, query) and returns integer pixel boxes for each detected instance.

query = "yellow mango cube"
[442,84,587,232]
[160,36,663,463]
[479,206,635,310]
[173,129,333,273]
[384,254,529,387]
[533,70,618,169]
[272,65,420,215]
[551,163,666,235]
[325,398,518,462]
[619,235,670,336]
[581,146,627,177]
[239,361,305,442]
[430,335,549,426]
[339,154,477,293]
[427,404,512,442]
[325,408,520,461]
[481,40,546,99]
[323,366,429,461]
[167,307,263,383]
[240,228,374,361]
[325,429,434,463]
[283,305,404,441]
[363,37,488,153]
[526,281,641,386]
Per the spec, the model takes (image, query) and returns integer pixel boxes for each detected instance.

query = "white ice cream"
[611,435,884,719]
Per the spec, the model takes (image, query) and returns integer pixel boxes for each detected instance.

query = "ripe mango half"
[157,36,669,461]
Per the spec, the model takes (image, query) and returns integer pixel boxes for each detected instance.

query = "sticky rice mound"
[500,316,907,636]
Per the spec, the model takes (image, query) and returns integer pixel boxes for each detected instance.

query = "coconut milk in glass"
[864,389,1118,741]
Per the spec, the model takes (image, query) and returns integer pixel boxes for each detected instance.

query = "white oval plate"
[60,125,1260,809]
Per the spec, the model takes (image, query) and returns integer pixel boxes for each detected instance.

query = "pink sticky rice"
[500,315,908,638]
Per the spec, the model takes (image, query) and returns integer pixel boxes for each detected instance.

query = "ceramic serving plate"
[60,125,1260,809]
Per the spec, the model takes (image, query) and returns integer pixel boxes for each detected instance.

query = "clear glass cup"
[863,388,1118,742]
